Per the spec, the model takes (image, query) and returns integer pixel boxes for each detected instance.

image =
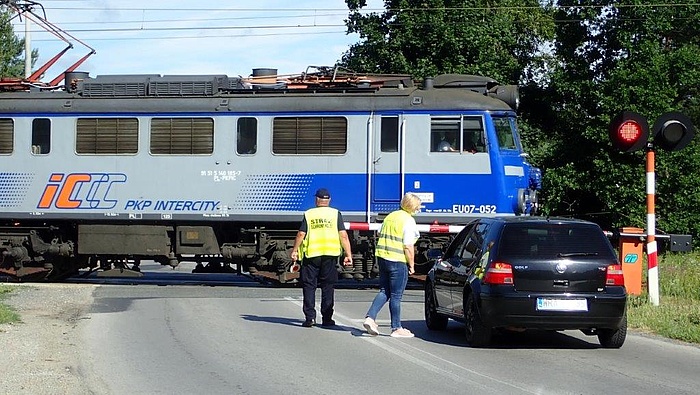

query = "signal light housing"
[609,111,650,153]
[652,111,696,151]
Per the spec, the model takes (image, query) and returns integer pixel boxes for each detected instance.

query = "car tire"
[464,293,492,347]
[597,314,627,349]
[424,282,448,330]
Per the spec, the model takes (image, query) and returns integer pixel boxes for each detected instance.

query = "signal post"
[645,148,658,305]
[609,111,696,306]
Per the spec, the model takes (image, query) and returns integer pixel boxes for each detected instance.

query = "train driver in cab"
[436,132,458,152]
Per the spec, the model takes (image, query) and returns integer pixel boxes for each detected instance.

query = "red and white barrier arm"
[345,222,465,234]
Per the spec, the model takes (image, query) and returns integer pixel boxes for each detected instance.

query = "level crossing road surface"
[26,263,700,394]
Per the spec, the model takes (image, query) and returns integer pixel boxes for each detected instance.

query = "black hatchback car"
[424,216,627,348]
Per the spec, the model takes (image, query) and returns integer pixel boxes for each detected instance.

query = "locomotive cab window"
[493,117,518,150]
[150,118,214,155]
[76,118,138,154]
[237,117,257,155]
[32,118,51,155]
[380,116,399,152]
[272,117,347,154]
[0,118,13,154]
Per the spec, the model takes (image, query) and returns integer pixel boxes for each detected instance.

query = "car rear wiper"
[557,252,599,257]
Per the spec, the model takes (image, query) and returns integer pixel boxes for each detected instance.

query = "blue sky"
[11,0,382,80]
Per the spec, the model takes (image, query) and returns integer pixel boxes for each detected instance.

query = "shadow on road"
[401,318,601,349]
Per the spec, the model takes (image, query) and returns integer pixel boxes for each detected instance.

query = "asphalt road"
[62,263,700,395]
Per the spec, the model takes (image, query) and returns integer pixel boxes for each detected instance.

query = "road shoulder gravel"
[0,284,99,395]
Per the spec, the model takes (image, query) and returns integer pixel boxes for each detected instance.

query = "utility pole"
[24,13,31,78]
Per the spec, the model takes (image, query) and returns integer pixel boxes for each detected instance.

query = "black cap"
[315,188,331,199]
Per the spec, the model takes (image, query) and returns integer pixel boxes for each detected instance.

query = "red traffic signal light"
[652,112,696,151]
[609,111,649,153]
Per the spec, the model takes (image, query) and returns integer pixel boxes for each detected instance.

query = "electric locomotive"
[0,66,541,282]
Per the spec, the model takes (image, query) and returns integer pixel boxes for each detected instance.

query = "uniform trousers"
[300,255,339,321]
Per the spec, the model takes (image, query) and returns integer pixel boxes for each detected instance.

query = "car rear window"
[498,223,614,259]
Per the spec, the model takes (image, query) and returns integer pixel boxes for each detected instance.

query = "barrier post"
[618,227,645,296]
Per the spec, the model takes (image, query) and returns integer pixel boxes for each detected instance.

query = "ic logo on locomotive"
[37,173,127,209]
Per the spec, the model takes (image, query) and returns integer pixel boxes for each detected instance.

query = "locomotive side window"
[150,118,214,155]
[0,118,12,154]
[237,117,257,155]
[462,117,486,153]
[76,118,138,154]
[31,118,51,155]
[431,117,460,152]
[431,116,486,153]
[380,116,399,152]
[272,117,347,154]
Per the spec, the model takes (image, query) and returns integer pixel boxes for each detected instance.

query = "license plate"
[536,298,588,311]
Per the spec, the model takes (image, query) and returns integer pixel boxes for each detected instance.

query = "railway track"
[1,262,427,288]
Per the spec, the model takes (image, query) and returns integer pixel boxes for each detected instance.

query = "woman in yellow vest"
[291,188,353,328]
[363,193,421,338]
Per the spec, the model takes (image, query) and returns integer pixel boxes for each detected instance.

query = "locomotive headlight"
[488,85,520,111]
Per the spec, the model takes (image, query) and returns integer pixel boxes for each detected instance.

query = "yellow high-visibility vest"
[302,207,341,258]
[375,209,412,263]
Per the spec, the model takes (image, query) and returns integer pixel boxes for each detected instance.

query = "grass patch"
[627,251,700,344]
[0,285,21,325]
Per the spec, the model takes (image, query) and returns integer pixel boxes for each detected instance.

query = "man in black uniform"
[290,188,353,327]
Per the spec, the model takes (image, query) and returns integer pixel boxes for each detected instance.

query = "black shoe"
[321,319,336,327]
[302,319,316,327]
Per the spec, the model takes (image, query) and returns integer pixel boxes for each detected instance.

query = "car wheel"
[597,314,627,349]
[464,293,492,347]
[424,282,448,330]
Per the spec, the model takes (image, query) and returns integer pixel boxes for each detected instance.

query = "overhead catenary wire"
[16,17,700,43]
[25,3,700,12]
[6,1,698,78]
[10,2,699,43]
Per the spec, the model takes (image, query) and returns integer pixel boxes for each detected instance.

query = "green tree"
[341,0,555,84]
[0,7,35,78]
[340,1,700,242]
[604,1,700,239]
[532,1,700,239]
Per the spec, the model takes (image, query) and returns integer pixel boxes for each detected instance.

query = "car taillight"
[606,264,625,286]
[483,262,513,285]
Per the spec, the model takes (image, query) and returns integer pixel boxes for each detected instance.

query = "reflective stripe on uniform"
[376,209,412,263]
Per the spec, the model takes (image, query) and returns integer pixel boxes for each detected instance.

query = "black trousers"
[300,255,339,321]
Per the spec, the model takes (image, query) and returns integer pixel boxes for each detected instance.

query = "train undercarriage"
[0,221,449,284]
